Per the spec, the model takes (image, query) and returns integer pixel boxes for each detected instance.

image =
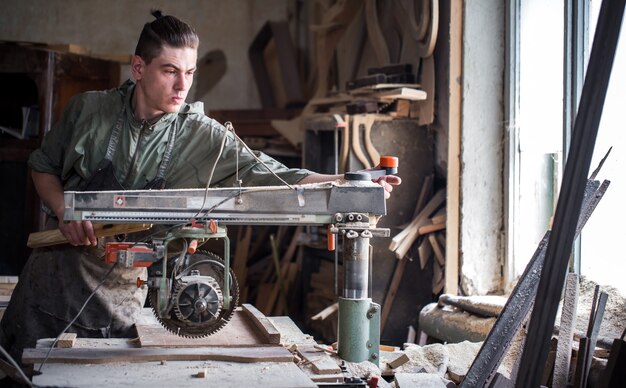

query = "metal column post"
[337,230,380,365]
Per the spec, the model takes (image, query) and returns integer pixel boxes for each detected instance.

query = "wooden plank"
[428,234,445,267]
[296,344,341,375]
[381,258,408,331]
[33,359,316,388]
[377,87,427,101]
[389,189,446,258]
[27,223,151,248]
[553,273,579,388]
[418,238,433,270]
[445,0,463,296]
[136,308,267,348]
[418,222,445,235]
[241,304,281,344]
[23,346,294,364]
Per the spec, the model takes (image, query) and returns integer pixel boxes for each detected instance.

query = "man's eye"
[165,70,176,75]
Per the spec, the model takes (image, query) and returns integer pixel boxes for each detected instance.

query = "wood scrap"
[297,344,341,374]
[418,222,445,235]
[241,304,281,344]
[377,87,427,101]
[195,368,208,378]
[418,237,433,270]
[311,302,338,321]
[390,99,411,117]
[56,333,77,348]
[362,114,381,165]
[428,234,445,267]
[350,114,372,169]
[365,0,391,65]
[381,257,408,331]
[389,189,446,258]
[387,353,410,369]
[432,258,444,295]
[27,223,152,248]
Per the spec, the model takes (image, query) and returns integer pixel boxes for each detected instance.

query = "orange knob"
[188,239,198,254]
[327,225,336,251]
[136,277,145,288]
[380,156,398,168]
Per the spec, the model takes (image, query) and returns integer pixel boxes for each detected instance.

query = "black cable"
[0,343,34,387]
[37,261,119,372]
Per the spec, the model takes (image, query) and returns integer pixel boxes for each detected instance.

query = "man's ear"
[130,55,145,81]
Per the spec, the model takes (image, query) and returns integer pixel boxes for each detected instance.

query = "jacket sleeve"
[28,96,82,176]
[165,115,314,189]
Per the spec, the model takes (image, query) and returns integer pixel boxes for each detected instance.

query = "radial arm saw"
[63,163,397,365]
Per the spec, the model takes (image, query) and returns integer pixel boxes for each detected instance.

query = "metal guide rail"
[63,181,387,225]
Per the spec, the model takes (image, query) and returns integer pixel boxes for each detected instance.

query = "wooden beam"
[22,346,294,364]
[445,0,463,296]
[27,223,151,248]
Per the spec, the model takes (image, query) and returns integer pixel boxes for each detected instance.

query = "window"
[580,0,626,295]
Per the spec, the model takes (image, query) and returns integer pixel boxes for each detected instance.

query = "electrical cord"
[34,121,298,376]
[0,343,34,387]
[193,121,296,221]
[227,123,295,189]
[38,262,119,372]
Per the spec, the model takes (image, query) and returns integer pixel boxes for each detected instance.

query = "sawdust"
[574,276,626,340]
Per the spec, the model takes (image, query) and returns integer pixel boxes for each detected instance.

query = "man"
[0,11,400,365]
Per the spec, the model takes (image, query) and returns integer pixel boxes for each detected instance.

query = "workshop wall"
[0,0,290,110]
[459,1,505,295]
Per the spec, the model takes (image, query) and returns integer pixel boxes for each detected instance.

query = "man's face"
[132,45,197,117]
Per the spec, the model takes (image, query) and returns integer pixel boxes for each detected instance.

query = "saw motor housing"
[104,223,238,337]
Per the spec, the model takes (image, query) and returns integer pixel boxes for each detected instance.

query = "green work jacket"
[28,80,312,190]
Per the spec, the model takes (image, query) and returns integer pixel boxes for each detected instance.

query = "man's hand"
[32,171,98,246]
[299,171,402,199]
[58,220,97,246]
[372,175,402,199]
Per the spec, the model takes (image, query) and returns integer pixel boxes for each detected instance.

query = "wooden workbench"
[25,306,339,387]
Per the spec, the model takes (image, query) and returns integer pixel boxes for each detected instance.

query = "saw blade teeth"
[146,250,240,338]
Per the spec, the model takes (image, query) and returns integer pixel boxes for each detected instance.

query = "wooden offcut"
[387,353,410,369]
[27,223,151,248]
[56,333,77,348]
[296,345,341,375]
[241,304,281,344]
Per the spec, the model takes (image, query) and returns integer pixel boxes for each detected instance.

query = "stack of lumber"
[0,276,18,319]
[388,176,447,295]
[307,259,340,343]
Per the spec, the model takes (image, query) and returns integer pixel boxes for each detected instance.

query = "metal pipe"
[342,231,370,299]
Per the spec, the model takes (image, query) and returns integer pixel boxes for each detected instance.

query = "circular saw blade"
[149,251,239,338]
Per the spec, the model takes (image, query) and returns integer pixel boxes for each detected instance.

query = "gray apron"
[0,108,178,363]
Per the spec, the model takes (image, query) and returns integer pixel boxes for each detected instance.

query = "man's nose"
[175,75,190,91]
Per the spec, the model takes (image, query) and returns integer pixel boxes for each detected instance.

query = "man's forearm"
[298,173,343,185]
[31,171,66,219]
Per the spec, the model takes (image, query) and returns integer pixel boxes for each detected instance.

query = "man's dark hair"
[135,10,199,63]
